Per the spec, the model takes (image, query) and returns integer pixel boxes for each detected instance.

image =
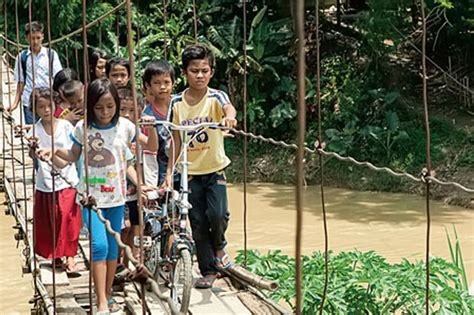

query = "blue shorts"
[82,205,124,262]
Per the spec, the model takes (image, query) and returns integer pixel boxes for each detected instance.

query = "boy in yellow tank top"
[165,44,237,289]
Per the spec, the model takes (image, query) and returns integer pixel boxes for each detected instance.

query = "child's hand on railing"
[221,117,237,137]
[36,148,52,161]
[140,116,156,131]
[221,116,237,128]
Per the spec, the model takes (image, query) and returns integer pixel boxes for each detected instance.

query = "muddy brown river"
[1,184,473,312]
[226,183,474,284]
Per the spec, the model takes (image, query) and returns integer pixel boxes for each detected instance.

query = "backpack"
[20,48,55,80]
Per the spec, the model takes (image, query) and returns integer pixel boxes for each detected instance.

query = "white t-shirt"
[143,150,159,186]
[29,119,79,192]
[71,117,135,208]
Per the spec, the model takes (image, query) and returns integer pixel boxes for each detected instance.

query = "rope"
[14,0,28,221]
[192,0,198,41]
[4,0,18,213]
[28,0,40,308]
[80,0,94,311]
[242,0,249,269]
[45,0,58,311]
[295,1,306,313]
[0,1,127,49]
[163,0,168,59]
[125,1,148,313]
[420,2,432,314]
[315,1,329,314]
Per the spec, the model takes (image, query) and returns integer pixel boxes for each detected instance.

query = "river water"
[0,184,472,313]
[225,183,474,283]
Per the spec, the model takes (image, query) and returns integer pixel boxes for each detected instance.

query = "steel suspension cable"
[74,47,80,81]
[163,0,168,59]
[28,0,39,308]
[125,1,147,313]
[15,0,29,230]
[241,0,249,268]
[1,3,6,191]
[4,1,18,212]
[420,1,432,314]
[0,1,127,49]
[315,1,329,314]
[65,45,70,68]
[45,0,58,311]
[81,0,94,311]
[116,4,120,55]
[295,1,306,314]
[192,0,198,41]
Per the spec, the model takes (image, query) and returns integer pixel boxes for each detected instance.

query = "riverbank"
[225,183,474,283]
[226,116,474,209]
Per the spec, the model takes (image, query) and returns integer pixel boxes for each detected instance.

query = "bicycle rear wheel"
[170,247,192,313]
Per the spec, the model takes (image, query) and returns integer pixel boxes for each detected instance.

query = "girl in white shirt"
[28,88,81,273]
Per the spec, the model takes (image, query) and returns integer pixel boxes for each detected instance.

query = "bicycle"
[136,121,221,313]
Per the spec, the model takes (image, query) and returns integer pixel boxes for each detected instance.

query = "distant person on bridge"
[8,21,62,125]
[166,44,237,289]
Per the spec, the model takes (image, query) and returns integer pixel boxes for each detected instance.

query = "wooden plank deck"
[1,57,290,314]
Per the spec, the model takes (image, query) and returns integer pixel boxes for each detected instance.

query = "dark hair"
[89,49,110,81]
[106,57,130,76]
[87,79,120,127]
[117,87,133,100]
[60,80,83,99]
[25,21,43,35]
[143,60,175,86]
[182,44,215,71]
[29,87,52,112]
[117,87,145,109]
[53,68,79,92]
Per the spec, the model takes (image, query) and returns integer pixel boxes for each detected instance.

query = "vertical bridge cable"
[125,1,147,314]
[28,0,39,307]
[15,0,30,230]
[192,0,198,41]
[315,1,329,314]
[74,47,80,81]
[65,45,70,69]
[81,0,93,311]
[241,0,249,268]
[4,2,18,210]
[163,0,168,59]
[294,1,306,314]
[420,1,432,314]
[116,2,120,55]
[45,0,57,312]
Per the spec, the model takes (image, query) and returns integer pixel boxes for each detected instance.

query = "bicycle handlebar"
[139,120,225,131]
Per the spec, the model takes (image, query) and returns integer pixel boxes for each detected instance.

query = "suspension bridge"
[1,0,473,314]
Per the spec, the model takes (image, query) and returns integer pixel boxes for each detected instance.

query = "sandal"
[195,275,217,289]
[215,253,233,271]
[107,297,122,313]
[65,257,79,273]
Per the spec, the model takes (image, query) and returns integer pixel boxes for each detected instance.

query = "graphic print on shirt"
[87,132,116,167]
[182,116,212,150]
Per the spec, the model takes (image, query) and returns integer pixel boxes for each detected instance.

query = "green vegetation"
[235,249,474,314]
[2,1,472,200]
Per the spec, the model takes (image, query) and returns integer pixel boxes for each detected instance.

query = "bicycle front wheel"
[170,248,192,313]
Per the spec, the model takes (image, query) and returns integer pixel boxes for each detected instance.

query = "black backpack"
[20,48,55,80]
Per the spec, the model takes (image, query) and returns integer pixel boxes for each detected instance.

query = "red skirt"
[34,188,81,259]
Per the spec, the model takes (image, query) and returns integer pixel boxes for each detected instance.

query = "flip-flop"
[107,297,122,313]
[195,275,217,289]
[215,253,233,271]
